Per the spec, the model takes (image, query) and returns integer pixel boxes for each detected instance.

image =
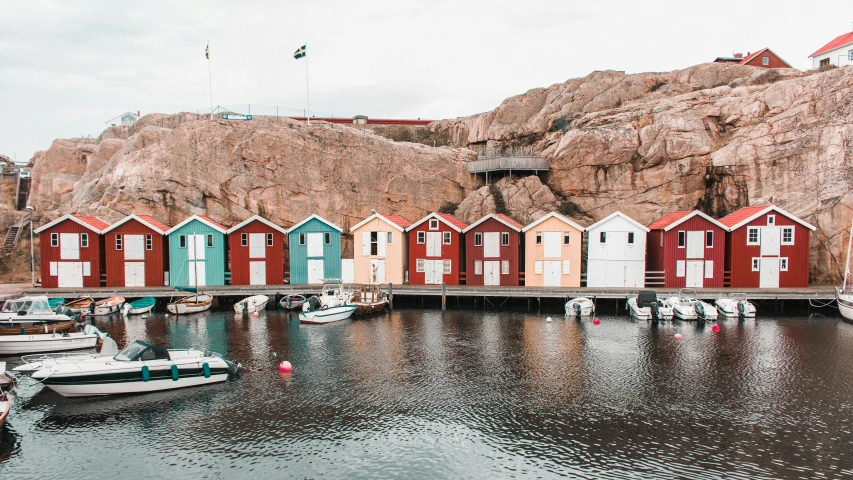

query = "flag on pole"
[293,45,306,59]
[205,44,209,59]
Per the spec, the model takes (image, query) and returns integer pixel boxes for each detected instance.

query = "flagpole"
[208,40,213,120]
[305,42,310,126]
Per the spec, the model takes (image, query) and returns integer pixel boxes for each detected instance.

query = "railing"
[467,156,549,174]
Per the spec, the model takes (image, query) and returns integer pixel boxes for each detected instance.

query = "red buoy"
[279,361,292,372]
[712,324,721,333]
[593,318,600,325]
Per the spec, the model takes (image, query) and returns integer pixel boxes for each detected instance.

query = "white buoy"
[165,314,169,318]
[546,317,553,322]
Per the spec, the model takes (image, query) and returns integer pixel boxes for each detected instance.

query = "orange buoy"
[674,333,683,339]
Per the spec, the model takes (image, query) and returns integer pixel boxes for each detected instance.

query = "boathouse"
[586,211,649,288]
[406,212,467,285]
[720,205,814,288]
[463,214,524,286]
[102,214,170,287]
[522,212,585,287]
[287,214,343,285]
[227,215,287,286]
[35,214,109,288]
[350,212,411,284]
[646,211,728,288]
[165,215,227,287]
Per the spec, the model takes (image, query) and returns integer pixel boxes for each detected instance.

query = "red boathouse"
[34,214,110,288]
[720,205,815,288]
[227,215,287,285]
[646,210,728,288]
[463,214,524,286]
[102,214,170,287]
[406,212,467,285]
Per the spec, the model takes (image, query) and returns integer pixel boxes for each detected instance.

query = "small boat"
[0,362,15,391]
[0,295,80,324]
[715,293,757,318]
[121,297,157,316]
[13,336,120,376]
[0,389,11,427]
[31,339,241,397]
[565,297,595,317]
[91,297,125,316]
[664,289,717,321]
[48,298,66,309]
[317,281,353,308]
[300,305,358,324]
[64,296,95,315]
[695,301,719,321]
[627,290,673,321]
[167,293,213,315]
[279,294,306,310]
[0,324,108,355]
[347,284,388,315]
[837,221,853,323]
[234,295,269,315]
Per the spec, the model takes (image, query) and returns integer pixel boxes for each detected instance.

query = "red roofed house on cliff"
[406,212,467,285]
[809,28,853,69]
[714,48,792,68]
[35,214,110,288]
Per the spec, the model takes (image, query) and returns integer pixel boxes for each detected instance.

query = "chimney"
[734,53,743,59]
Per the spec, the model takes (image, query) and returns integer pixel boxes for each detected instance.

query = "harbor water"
[1,308,853,479]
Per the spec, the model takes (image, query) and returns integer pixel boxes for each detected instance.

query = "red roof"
[647,211,692,230]
[718,205,771,228]
[74,215,110,232]
[494,214,524,230]
[810,31,853,58]
[197,215,227,231]
[435,213,468,230]
[383,214,411,229]
[137,215,170,233]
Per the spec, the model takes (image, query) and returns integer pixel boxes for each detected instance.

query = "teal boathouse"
[165,215,228,287]
[288,214,343,284]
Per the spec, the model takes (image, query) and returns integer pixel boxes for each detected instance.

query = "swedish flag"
[205,44,209,59]
[293,45,306,59]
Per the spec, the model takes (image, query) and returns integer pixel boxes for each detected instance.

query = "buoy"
[674,333,683,339]
[712,324,720,333]
[165,314,170,318]
[546,317,552,323]
[593,318,600,325]
[252,312,259,317]
[279,361,292,372]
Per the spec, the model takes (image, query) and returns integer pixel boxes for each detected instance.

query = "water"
[1,309,853,479]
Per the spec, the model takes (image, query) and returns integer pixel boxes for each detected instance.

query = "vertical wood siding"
[407,220,462,285]
[586,215,647,288]
[464,218,521,286]
[352,218,406,284]
[523,216,583,287]
[229,221,286,285]
[288,217,342,284]
[38,221,103,288]
[104,218,167,287]
[648,216,727,288]
[728,213,810,288]
[167,219,227,287]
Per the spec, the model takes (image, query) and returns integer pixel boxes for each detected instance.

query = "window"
[417,231,425,244]
[443,259,451,274]
[767,215,775,226]
[780,258,788,271]
[179,235,186,248]
[781,227,794,245]
[501,260,509,275]
[443,232,451,244]
[474,260,482,275]
[849,49,853,61]
[370,232,378,255]
[563,232,570,245]
[51,233,58,247]
[387,232,393,244]
[429,219,439,230]
[820,58,830,67]
[762,56,769,66]
[534,260,543,274]
[81,233,88,247]
[501,232,509,246]
[115,234,122,251]
[600,232,606,243]
[324,232,330,245]
[678,231,685,248]
[474,232,482,246]
[752,258,760,271]
[241,233,248,247]
[628,232,635,244]
[747,227,760,245]
[416,258,425,272]
[706,231,713,248]
[535,233,542,245]
[676,260,685,277]
[207,234,213,247]
[269,233,276,246]
[562,260,571,275]
[299,233,306,245]
[146,235,152,250]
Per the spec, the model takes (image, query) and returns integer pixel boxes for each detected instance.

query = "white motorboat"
[565,297,595,317]
[31,339,241,397]
[627,290,673,321]
[0,324,108,355]
[167,293,213,315]
[234,295,269,314]
[299,303,357,324]
[279,294,306,310]
[664,289,718,321]
[91,297,125,316]
[715,293,757,318]
[13,336,120,376]
[317,281,353,308]
[837,221,853,323]
[0,295,79,324]
[694,300,719,321]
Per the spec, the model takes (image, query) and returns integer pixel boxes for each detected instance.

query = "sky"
[0,0,850,163]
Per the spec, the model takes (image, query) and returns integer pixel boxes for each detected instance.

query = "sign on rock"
[222,114,253,120]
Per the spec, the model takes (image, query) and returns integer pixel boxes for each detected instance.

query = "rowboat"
[0,324,107,355]
[167,293,213,315]
[347,284,388,315]
[234,295,269,315]
[279,294,306,310]
[0,390,11,427]
[64,296,95,315]
[121,297,157,316]
[91,297,125,316]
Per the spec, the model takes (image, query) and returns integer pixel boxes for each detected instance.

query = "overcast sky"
[0,0,849,163]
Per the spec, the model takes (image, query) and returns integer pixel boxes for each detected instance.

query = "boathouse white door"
[125,262,145,287]
[760,258,780,288]
[424,260,443,285]
[249,234,266,259]
[250,261,266,285]
[57,262,84,288]
[188,261,206,287]
[685,260,704,288]
[370,258,386,284]
[761,227,781,256]
[426,232,441,257]
[483,261,500,286]
[686,231,704,259]
[60,233,80,260]
[307,259,324,284]
[544,261,561,286]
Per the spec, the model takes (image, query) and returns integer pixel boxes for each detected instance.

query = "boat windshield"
[115,341,170,361]
[1,297,52,314]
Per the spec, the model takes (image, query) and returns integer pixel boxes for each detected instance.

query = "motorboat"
[64,296,94,315]
[627,290,673,321]
[715,293,757,318]
[837,221,853,323]
[0,295,80,324]
[664,289,717,321]
[565,297,595,317]
[347,284,388,315]
[279,294,306,310]
[121,297,157,316]
[234,295,269,315]
[167,293,213,315]
[299,296,357,324]
[13,336,120,376]
[30,339,241,397]
[694,300,719,321]
[91,297,125,316]
[48,298,65,309]
[0,324,108,356]
[317,281,353,308]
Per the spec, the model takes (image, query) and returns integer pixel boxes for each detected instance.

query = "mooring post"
[538,296,541,314]
[389,283,394,311]
[527,298,531,312]
[442,282,446,311]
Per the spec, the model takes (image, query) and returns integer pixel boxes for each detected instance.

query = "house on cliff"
[714,48,792,68]
[406,212,467,286]
[288,214,343,285]
[522,212,585,288]
[166,215,228,287]
[809,29,853,69]
[35,214,109,288]
[102,214,170,287]
[227,216,287,286]
[586,212,648,288]
[350,212,411,284]
[646,211,728,289]
[463,214,524,287]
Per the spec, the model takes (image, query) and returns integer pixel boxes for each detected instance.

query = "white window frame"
[535,233,542,245]
[751,258,760,271]
[241,233,248,246]
[628,232,635,245]
[269,233,275,246]
[677,231,685,248]
[417,231,425,244]
[80,233,88,247]
[534,260,542,274]
[387,232,393,244]
[781,227,794,245]
[416,258,424,273]
[443,232,451,245]
[145,234,152,250]
[474,260,482,275]
[706,230,713,248]
[780,257,788,271]
[51,233,59,247]
[429,219,439,230]
[849,49,853,61]
[501,260,509,275]
[299,233,306,245]
[443,259,451,274]
[115,234,122,251]
[600,232,606,243]
[767,215,775,225]
[474,232,482,246]
[747,227,760,245]
[762,56,769,66]
[501,232,509,246]
[563,232,570,245]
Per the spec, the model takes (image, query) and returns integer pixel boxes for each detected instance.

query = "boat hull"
[234,295,269,314]
[0,320,76,336]
[0,332,99,355]
[838,295,853,323]
[0,393,11,426]
[300,306,357,324]
[42,372,228,397]
[129,304,155,315]
[167,294,213,315]
[565,297,595,317]
[350,299,388,315]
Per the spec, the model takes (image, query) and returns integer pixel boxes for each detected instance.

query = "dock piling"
[441,283,446,311]
[389,283,393,310]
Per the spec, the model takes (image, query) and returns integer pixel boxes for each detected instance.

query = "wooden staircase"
[1,215,29,256]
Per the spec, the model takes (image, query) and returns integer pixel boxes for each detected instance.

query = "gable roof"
[34,214,110,234]
[226,215,288,234]
[522,212,586,232]
[586,211,650,232]
[102,214,170,234]
[405,212,468,232]
[719,205,816,231]
[286,214,343,233]
[349,212,412,232]
[738,48,792,68]
[165,214,227,235]
[647,210,729,232]
[810,31,853,58]
[462,213,523,233]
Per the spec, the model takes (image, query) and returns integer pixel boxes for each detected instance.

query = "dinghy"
[234,295,269,314]
[279,294,306,310]
[167,293,213,315]
[121,297,157,316]
[91,297,125,316]
[715,293,756,318]
[347,285,388,315]
[565,297,595,317]
[0,324,108,355]
[0,389,10,427]
[64,296,94,315]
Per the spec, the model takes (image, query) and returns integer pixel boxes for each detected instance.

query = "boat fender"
[171,365,180,381]
[20,327,25,335]
[141,366,150,382]
[202,363,211,378]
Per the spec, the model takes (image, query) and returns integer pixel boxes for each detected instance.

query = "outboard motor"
[286,296,292,309]
[650,301,661,323]
[574,303,582,316]
[737,300,746,321]
[306,296,321,312]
